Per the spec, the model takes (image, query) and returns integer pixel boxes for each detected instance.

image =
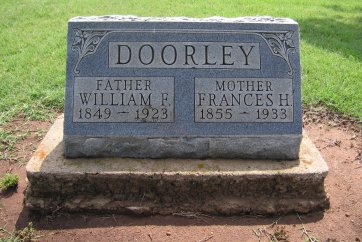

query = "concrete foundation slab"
[25,115,329,215]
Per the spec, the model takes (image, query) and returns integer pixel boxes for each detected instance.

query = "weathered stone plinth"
[25,115,329,215]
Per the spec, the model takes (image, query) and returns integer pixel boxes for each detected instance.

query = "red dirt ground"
[0,109,361,241]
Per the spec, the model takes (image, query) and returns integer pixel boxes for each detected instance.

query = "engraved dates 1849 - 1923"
[73,77,174,123]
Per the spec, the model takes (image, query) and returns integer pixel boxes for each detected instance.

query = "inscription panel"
[195,78,293,122]
[109,42,260,69]
[73,77,174,122]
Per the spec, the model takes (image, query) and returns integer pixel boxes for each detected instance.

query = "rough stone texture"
[26,115,329,215]
[70,15,297,23]
[64,135,302,160]
[64,15,302,159]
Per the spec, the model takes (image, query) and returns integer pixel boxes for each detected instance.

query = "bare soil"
[0,108,361,242]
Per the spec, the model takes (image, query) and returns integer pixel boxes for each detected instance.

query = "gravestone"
[25,16,329,215]
[64,16,302,159]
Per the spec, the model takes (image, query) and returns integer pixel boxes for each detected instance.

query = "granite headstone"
[64,16,302,159]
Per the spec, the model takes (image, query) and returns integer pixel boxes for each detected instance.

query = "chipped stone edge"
[69,15,297,24]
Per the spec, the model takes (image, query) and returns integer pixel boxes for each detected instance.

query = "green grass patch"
[0,0,361,124]
[0,173,19,191]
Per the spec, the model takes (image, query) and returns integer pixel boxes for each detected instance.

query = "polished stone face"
[64,16,302,159]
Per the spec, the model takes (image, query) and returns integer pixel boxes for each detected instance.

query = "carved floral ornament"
[71,28,296,75]
[257,32,296,75]
[71,29,109,74]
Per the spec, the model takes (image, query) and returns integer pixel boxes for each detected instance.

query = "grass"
[0,222,39,242]
[0,0,361,124]
[0,173,19,191]
[0,130,18,152]
[0,128,26,162]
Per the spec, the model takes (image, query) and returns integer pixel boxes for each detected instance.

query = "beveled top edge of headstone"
[69,15,297,24]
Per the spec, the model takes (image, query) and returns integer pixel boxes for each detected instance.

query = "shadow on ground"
[297,4,362,60]
[15,207,325,230]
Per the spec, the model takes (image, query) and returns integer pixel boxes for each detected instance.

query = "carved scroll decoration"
[71,29,109,74]
[71,29,296,75]
[256,32,295,75]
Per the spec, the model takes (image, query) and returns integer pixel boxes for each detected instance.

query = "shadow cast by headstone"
[0,187,19,198]
[298,6,362,61]
[15,207,325,230]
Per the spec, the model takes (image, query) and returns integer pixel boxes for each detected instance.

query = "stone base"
[25,115,329,215]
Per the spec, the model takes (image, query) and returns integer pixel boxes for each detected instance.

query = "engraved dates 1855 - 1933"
[195,78,293,123]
